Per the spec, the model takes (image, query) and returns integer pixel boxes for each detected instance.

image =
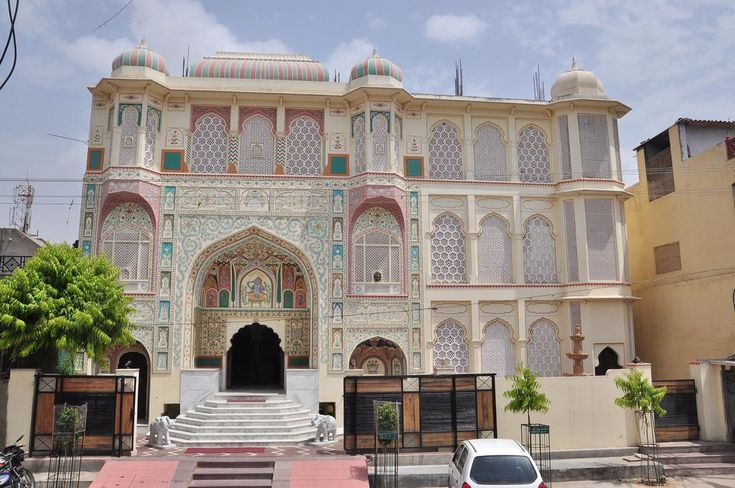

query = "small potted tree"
[614,369,667,446]
[503,365,551,427]
[503,365,552,482]
[376,402,399,445]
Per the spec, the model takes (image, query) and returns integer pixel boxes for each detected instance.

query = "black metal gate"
[30,374,137,457]
[724,367,735,442]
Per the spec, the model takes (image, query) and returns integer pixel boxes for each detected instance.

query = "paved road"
[555,477,735,487]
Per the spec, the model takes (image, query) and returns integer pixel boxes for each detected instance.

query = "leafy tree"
[503,365,551,425]
[614,369,667,417]
[0,244,134,370]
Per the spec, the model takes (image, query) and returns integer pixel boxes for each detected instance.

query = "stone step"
[197,461,274,469]
[169,427,317,441]
[189,480,272,488]
[181,411,313,422]
[193,405,306,415]
[193,467,274,480]
[172,422,314,434]
[204,398,293,407]
[664,462,735,477]
[172,437,314,447]
[657,452,735,465]
[647,442,735,455]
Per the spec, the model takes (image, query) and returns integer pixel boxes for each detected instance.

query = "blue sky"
[0,0,733,242]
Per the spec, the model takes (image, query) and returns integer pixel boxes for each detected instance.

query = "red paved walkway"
[89,460,178,488]
[286,459,369,488]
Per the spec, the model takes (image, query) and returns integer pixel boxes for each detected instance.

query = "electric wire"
[0,0,19,92]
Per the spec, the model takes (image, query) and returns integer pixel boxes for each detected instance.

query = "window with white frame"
[239,115,275,174]
[353,114,366,173]
[474,124,507,181]
[143,107,160,169]
[190,113,228,173]
[119,105,139,166]
[286,115,322,175]
[482,320,515,376]
[352,208,402,294]
[517,125,551,182]
[372,112,390,172]
[428,121,463,180]
[478,215,513,283]
[527,319,561,377]
[100,203,153,292]
[433,319,469,373]
[523,215,558,284]
[431,213,467,283]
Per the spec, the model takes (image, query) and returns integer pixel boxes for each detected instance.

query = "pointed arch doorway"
[117,343,150,421]
[227,322,285,390]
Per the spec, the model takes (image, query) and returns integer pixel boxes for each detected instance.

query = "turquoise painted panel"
[283,290,294,309]
[163,151,183,171]
[88,149,103,170]
[330,155,348,175]
[406,158,423,177]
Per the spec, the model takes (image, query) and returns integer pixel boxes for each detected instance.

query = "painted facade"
[626,119,735,379]
[82,41,635,419]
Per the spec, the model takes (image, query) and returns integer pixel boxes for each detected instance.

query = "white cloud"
[366,14,387,30]
[324,39,374,81]
[60,36,134,74]
[425,14,486,43]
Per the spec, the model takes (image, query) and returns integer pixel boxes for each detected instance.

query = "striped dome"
[350,49,403,82]
[190,53,329,81]
[112,40,169,75]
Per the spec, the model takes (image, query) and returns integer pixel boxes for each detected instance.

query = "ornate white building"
[82,42,634,420]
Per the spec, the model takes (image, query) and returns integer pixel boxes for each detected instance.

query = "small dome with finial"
[112,39,169,76]
[550,58,605,101]
[349,49,403,83]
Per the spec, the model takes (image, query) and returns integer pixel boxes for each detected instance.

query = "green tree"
[503,365,551,425]
[0,244,134,370]
[614,369,667,417]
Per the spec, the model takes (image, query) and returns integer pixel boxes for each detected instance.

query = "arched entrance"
[118,348,150,421]
[227,322,285,390]
[349,337,406,375]
[595,346,623,376]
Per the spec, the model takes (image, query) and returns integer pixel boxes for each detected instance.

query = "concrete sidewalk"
[556,476,735,487]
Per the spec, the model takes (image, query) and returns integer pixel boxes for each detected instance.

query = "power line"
[0,0,19,92]
[92,0,134,32]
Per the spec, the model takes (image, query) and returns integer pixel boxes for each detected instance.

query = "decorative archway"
[349,337,406,375]
[113,341,151,421]
[595,346,623,376]
[227,322,284,390]
[187,226,319,369]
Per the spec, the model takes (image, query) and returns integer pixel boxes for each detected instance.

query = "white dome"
[550,60,606,101]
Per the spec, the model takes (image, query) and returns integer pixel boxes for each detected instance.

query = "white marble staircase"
[170,392,317,447]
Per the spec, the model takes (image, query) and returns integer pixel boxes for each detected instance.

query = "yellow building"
[626,119,735,379]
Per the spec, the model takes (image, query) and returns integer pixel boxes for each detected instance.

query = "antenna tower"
[533,65,545,101]
[10,180,34,234]
[454,59,464,96]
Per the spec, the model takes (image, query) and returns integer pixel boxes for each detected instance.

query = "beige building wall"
[626,125,735,379]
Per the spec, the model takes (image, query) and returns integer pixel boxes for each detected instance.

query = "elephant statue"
[311,414,337,443]
[148,415,175,448]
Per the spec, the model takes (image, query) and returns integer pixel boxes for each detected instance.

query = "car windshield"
[470,455,538,485]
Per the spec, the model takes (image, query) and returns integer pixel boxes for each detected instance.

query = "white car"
[449,438,546,488]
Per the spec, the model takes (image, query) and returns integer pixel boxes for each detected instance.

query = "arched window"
[428,121,463,180]
[478,215,512,283]
[433,320,469,373]
[372,112,390,172]
[353,114,366,173]
[431,213,466,283]
[239,115,275,174]
[286,116,322,175]
[143,108,160,168]
[517,125,551,183]
[119,105,139,166]
[474,124,507,181]
[482,320,515,376]
[523,216,558,284]
[527,319,561,377]
[352,208,402,294]
[100,203,153,292]
[190,113,228,173]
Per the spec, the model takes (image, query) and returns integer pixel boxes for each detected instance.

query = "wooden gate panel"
[653,380,699,441]
[31,374,137,457]
[343,374,497,454]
